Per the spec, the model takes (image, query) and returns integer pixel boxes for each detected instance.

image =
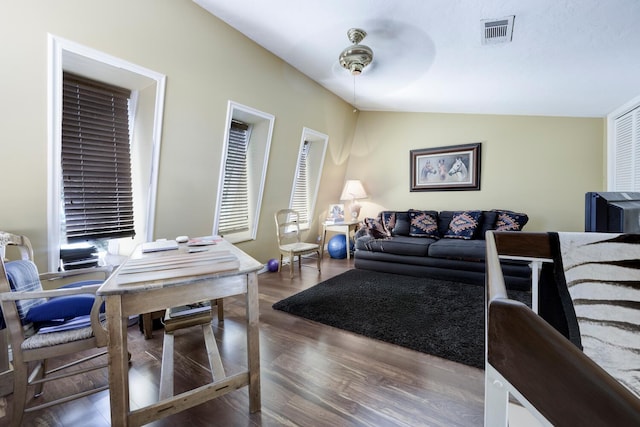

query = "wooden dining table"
[97,239,263,426]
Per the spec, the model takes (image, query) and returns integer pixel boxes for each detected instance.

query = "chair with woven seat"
[274,209,321,278]
[0,231,111,427]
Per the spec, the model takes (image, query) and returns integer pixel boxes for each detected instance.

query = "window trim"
[289,127,328,230]
[48,34,166,270]
[213,101,274,243]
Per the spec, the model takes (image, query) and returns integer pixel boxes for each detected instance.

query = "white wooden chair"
[0,231,111,427]
[274,209,321,278]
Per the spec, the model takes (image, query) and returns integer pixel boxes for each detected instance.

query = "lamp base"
[349,203,361,220]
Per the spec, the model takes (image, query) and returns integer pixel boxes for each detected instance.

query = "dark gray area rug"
[272,269,530,369]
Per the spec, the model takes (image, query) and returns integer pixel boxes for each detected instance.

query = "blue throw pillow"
[444,211,482,240]
[408,210,439,238]
[24,280,103,323]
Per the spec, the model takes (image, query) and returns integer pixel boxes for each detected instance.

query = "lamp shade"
[340,180,368,201]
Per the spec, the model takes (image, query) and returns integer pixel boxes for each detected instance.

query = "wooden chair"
[274,209,321,278]
[0,231,112,427]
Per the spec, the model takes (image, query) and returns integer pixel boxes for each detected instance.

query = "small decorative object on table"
[327,204,345,224]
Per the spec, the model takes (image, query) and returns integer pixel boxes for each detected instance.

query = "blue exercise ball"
[327,234,353,259]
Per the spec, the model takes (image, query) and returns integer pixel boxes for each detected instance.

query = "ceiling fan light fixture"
[339,28,373,75]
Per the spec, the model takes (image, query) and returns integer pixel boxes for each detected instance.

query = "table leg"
[246,272,261,413]
[344,229,351,260]
[321,227,327,259]
[106,295,130,426]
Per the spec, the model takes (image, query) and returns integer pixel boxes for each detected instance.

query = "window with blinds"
[218,120,250,235]
[612,106,640,190]
[61,73,135,242]
[290,141,310,224]
[288,128,328,230]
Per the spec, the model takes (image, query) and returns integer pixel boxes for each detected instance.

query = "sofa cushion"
[362,235,434,257]
[444,211,482,240]
[428,238,487,261]
[408,210,439,238]
[364,216,390,239]
[390,211,411,236]
[437,211,455,237]
[478,210,498,239]
[494,210,529,231]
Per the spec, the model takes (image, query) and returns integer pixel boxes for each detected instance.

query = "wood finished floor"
[4,257,485,427]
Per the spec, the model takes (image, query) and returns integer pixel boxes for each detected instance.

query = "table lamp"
[340,179,368,220]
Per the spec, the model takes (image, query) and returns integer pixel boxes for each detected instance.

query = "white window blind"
[290,141,310,224]
[218,120,250,235]
[61,73,135,242]
[613,106,640,190]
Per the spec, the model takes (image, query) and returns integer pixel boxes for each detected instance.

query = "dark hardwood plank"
[4,257,484,426]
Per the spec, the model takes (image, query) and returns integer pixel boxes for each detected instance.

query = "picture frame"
[327,204,345,222]
[410,143,481,191]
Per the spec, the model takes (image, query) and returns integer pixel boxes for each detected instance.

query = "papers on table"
[141,240,179,253]
[117,248,240,285]
[187,236,222,246]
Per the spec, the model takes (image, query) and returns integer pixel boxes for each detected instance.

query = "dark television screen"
[585,192,640,232]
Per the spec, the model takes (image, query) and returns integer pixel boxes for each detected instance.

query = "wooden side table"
[321,220,360,260]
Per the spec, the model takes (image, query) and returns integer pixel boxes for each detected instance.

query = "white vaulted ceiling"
[195,0,640,117]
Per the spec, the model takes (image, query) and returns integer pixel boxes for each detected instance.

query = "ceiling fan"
[338,28,374,75]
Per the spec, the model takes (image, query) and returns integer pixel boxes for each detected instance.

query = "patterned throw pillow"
[408,210,439,238]
[364,216,390,239]
[444,211,482,240]
[494,210,529,231]
[380,211,397,235]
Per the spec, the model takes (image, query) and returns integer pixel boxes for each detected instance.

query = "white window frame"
[289,128,328,230]
[607,94,640,191]
[213,101,274,243]
[48,34,166,271]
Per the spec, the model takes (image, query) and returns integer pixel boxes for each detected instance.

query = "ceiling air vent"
[481,15,515,45]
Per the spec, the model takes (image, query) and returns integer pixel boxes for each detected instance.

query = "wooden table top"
[98,239,263,296]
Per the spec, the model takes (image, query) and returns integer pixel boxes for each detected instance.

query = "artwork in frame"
[410,143,481,191]
[327,204,345,223]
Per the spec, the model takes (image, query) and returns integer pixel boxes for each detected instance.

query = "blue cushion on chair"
[24,280,103,324]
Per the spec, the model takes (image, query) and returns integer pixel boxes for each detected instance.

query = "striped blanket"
[553,232,640,398]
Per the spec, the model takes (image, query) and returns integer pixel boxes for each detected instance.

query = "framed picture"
[327,204,345,222]
[410,143,481,191]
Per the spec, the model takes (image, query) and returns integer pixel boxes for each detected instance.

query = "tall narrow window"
[61,73,135,241]
[213,101,274,243]
[290,141,310,224]
[289,128,328,230]
[218,120,250,235]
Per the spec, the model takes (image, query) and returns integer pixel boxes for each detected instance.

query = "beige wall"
[347,112,606,232]
[0,1,609,271]
[0,0,356,269]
